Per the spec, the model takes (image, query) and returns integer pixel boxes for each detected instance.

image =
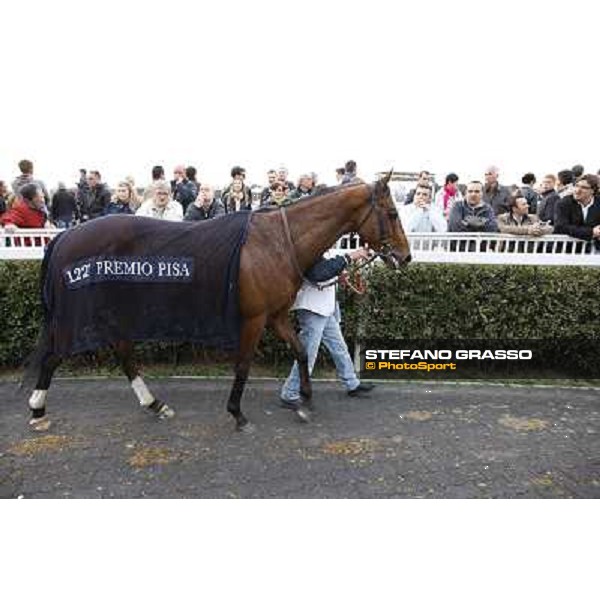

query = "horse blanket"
[41,212,251,356]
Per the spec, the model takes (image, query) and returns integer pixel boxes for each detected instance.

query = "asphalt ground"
[1,378,599,498]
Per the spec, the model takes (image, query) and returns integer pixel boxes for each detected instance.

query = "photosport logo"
[360,340,599,380]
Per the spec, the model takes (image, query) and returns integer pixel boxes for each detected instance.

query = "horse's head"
[354,171,411,268]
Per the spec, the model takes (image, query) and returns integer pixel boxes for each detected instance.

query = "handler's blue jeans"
[281,306,360,404]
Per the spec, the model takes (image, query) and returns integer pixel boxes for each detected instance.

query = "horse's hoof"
[301,400,315,413]
[157,405,175,419]
[237,421,256,434]
[295,407,311,423]
[29,416,51,432]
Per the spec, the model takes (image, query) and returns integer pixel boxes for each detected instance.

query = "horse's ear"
[381,169,394,186]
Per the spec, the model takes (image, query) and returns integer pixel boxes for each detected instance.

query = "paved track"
[1,378,599,498]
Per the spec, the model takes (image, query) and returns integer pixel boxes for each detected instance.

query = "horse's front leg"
[227,315,266,432]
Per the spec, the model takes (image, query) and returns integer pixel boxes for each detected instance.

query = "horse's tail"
[20,234,62,391]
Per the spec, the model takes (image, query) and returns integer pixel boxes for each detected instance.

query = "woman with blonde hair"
[105,180,135,215]
[124,175,142,210]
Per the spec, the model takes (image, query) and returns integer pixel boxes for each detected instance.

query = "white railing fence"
[1,229,599,266]
[332,232,600,266]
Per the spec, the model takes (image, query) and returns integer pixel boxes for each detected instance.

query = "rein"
[280,206,334,290]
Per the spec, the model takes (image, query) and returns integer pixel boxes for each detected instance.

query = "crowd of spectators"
[395,165,600,250]
[1,158,600,251]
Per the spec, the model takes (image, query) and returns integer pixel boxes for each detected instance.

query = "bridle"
[351,184,400,263]
[279,184,400,291]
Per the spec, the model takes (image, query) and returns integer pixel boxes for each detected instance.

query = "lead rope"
[339,252,382,294]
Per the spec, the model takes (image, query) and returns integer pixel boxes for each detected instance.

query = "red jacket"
[0,198,46,228]
[0,199,47,246]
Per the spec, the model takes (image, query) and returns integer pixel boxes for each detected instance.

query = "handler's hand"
[349,244,372,262]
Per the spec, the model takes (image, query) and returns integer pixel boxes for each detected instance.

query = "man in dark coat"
[79,170,111,221]
[448,181,499,232]
[554,174,600,250]
[184,185,226,221]
[483,165,511,215]
[537,174,561,225]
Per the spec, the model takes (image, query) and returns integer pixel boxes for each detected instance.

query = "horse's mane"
[253,182,368,214]
[287,182,366,207]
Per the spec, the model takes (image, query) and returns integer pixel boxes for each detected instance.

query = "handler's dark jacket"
[554,195,600,248]
[305,255,348,283]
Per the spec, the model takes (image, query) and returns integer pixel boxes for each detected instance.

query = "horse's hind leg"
[113,341,175,419]
[28,353,62,431]
[270,312,313,422]
[227,315,266,432]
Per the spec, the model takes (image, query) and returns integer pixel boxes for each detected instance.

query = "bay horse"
[25,173,410,432]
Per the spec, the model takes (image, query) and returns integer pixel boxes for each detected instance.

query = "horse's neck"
[286,187,367,270]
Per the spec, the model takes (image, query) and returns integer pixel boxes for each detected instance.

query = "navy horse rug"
[41,212,252,356]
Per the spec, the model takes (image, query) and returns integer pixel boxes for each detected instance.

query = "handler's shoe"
[280,398,301,410]
[347,383,375,397]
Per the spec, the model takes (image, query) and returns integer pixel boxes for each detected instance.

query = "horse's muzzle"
[385,251,412,269]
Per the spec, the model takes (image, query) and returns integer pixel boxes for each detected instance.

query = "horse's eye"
[388,210,398,220]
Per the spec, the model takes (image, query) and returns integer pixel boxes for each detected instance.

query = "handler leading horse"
[25,173,410,431]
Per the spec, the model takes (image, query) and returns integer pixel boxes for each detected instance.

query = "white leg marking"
[29,390,47,410]
[131,376,155,407]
